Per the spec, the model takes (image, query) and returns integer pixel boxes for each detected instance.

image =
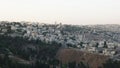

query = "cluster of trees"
[0,35,61,68]
[102,59,120,68]
[34,60,90,68]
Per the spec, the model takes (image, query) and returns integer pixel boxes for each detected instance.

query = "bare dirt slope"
[56,48,109,68]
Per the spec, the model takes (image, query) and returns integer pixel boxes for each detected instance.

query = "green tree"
[95,42,99,48]
[80,42,83,47]
[103,59,120,68]
[78,62,89,68]
[68,61,76,68]
[103,41,108,48]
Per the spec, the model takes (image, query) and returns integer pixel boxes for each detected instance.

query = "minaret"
[55,21,57,25]
[53,21,57,32]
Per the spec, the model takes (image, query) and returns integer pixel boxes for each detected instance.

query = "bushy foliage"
[102,59,120,68]
[0,35,61,68]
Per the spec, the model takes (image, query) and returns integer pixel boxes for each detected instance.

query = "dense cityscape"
[0,21,120,60]
[0,0,120,67]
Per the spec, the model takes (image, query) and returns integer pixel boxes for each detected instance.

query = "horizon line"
[0,20,120,26]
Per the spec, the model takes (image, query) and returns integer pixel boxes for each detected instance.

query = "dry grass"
[56,48,109,68]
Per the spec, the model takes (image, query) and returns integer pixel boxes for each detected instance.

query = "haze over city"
[0,0,120,25]
[1,0,120,68]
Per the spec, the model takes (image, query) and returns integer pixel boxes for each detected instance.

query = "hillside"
[0,35,120,68]
[56,48,109,68]
[0,22,120,68]
[0,35,61,68]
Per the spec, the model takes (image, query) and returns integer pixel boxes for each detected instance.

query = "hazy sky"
[0,0,120,25]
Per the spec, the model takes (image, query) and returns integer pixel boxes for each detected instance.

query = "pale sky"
[0,0,120,25]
